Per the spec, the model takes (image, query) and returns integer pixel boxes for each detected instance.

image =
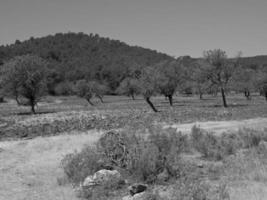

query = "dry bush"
[62,127,189,185]
[237,128,267,148]
[190,126,267,161]
[224,148,267,182]
[61,146,104,185]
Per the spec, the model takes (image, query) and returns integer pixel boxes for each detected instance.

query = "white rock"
[83,169,122,187]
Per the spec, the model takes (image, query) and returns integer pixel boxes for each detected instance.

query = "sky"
[0,0,267,57]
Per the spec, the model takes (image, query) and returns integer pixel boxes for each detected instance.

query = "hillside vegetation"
[0,32,172,92]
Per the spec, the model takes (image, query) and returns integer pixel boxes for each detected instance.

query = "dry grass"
[0,130,102,200]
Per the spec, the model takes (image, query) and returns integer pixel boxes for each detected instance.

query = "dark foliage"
[0,32,172,93]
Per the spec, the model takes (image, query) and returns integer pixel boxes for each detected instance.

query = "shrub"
[62,127,189,185]
[172,177,230,200]
[61,146,104,185]
[224,148,267,182]
[54,81,75,95]
[190,126,241,160]
[237,128,267,148]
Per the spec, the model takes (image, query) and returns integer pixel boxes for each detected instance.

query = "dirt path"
[166,117,267,134]
[0,130,102,200]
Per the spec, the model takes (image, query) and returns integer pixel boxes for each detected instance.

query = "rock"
[196,162,204,168]
[128,184,147,196]
[156,168,169,182]
[122,192,152,200]
[83,169,122,187]
[153,185,176,200]
[258,140,267,154]
[96,159,115,170]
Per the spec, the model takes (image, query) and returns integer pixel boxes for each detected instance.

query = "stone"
[83,169,122,187]
[128,184,148,196]
[122,192,151,200]
[258,140,267,154]
[152,185,176,200]
[156,168,169,182]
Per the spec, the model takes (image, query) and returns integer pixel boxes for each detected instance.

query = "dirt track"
[167,117,267,134]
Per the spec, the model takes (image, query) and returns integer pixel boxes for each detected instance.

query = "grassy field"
[0,94,267,140]
[0,94,267,200]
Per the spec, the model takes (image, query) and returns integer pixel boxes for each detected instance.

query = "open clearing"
[167,117,267,134]
[1,117,267,200]
[0,130,102,200]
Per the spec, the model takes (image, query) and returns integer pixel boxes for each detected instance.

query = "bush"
[62,127,189,185]
[124,127,189,182]
[55,81,75,95]
[190,126,241,160]
[237,128,267,148]
[61,146,104,185]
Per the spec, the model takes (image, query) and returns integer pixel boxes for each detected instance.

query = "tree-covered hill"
[0,32,172,93]
[240,55,267,68]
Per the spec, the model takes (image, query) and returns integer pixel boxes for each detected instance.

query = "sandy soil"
[0,130,102,200]
[166,117,267,134]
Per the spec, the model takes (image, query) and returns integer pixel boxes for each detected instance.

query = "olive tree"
[75,80,94,106]
[233,66,257,100]
[75,80,108,105]
[116,77,140,100]
[1,55,48,114]
[203,49,237,107]
[91,81,109,103]
[155,60,183,106]
[139,67,158,112]
[185,59,210,100]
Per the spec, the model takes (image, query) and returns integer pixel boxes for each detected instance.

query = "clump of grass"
[171,176,230,200]
[224,148,267,182]
[190,126,264,160]
[237,128,267,148]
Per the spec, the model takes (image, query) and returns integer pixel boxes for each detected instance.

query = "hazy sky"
[1,0,267,57]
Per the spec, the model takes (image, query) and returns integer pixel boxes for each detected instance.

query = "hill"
[240,55,267,68]
[0,32,172,92]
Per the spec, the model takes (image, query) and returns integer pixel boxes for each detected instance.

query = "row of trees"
[116,49,267,111]
[0,55,108,113]
[0,49,267,114]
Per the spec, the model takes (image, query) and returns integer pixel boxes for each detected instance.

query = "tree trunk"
[265,92,267,101]
[199,93,203,100]
[86,98,94,106]
[15,95,22,105]
[221,87,227,107]
[244,90,251,100]
[131,93,135,100]
[97,95,104,103]
[145,97,158,112]
[30,100,36,114]
[167,95,173,106]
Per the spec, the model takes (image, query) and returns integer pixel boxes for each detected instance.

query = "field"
[1,94,267,200]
